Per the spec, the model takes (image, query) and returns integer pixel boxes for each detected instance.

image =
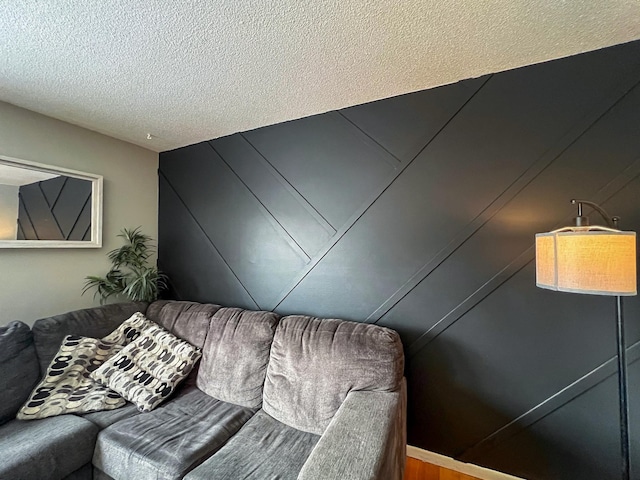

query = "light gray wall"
[0,101,158,325]
[0,184,19,240]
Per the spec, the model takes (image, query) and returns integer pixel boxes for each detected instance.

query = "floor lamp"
[535,199,637,480]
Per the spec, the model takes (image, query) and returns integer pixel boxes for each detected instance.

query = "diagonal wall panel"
[53,177,91,237]
[39,175,65,207]
[17,176,91,241]
[276,43,640,321]
[160,142,308,309]
[379,81,640,347]
[211,134,334,257]
[19,183,63,240]
[243,111,398,230]
[341,77,487,163]
[470,356,640,479]
[158,40,640,480]
[158,174,259,309]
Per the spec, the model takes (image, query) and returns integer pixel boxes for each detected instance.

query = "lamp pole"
[616,295,630,480]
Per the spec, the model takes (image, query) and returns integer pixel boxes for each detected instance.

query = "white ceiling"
[1,1,639,153]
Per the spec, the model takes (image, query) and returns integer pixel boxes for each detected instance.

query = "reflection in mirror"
[0,156,102,248]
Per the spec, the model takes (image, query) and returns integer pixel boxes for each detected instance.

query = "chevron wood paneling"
[17,175,92,241]
[158,40,640,480]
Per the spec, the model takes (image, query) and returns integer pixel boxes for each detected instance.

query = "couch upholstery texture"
[1,300,406,480]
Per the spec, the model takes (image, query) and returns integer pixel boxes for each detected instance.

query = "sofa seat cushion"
[92,467,116,480]
[79,402,140,429]
[0,415,99,480]
[93,385,256,480]
[263,315,404,435]
[61,463,93,480]
[184,410,320,480]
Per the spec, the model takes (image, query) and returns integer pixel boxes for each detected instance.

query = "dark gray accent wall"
[18,176,92,241]
[159,40,640,479]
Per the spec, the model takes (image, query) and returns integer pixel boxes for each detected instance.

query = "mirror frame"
[0,155,103,248]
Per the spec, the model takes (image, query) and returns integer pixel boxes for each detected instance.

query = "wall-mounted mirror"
[0,155,102,248]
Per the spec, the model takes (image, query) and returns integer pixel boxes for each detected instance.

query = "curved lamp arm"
[570,199,620,228]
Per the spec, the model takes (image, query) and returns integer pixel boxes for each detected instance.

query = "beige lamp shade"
[535,227,637,296]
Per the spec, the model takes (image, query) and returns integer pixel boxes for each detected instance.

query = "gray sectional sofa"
[0,300,406,480]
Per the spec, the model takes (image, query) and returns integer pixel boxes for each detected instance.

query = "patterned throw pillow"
[17,335,126,420]
[102,311,155,345]
[91,324,201,412]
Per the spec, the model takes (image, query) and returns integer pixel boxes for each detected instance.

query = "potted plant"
[83,227,167,304]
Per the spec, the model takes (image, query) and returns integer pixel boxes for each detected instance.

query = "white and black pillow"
[17,335,126,420]
[102,311,155,346]
[91,324,201,412]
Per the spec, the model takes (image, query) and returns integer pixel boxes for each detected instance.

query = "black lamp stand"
[616,295,630,480]
[572,200,631,480]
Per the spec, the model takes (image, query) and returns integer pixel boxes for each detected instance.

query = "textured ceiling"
[1,1,639,153]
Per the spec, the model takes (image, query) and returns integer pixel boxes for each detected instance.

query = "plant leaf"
[83,227,166,304]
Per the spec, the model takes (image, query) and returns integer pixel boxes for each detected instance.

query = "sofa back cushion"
[197,307,279,408]
[32,302,148,374]
[262,315,404,435]
[145,300,221,349]
[0,321,40,426]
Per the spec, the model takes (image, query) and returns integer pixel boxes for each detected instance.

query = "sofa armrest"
[298,379,406,480]
[32,302,148,375]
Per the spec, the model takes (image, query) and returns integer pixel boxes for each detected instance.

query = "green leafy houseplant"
[83,227,168,304]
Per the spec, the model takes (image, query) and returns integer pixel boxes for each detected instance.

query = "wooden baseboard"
[406,445,524,480]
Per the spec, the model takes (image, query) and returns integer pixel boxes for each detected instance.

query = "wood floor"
[404,456,482,480]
